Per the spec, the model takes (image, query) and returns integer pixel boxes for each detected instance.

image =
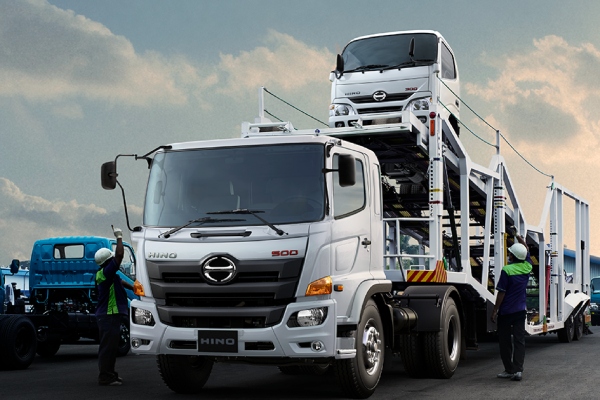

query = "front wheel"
[157,355,214,394]
[334,299,384,399]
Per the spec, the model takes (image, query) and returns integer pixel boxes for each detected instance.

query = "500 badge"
[271,250,299,257]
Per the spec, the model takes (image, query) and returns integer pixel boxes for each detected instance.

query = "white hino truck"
[100,31,591,399]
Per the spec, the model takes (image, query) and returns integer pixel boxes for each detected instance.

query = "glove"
[113,227,123,239]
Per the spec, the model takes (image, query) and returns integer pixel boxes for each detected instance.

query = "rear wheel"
[398,333,426,378]
[157,355,214,394]
[0,315,37,370]
[558,315,574,343]
[333,299,384,399]
[573,312,584,341]
[423,298,461,378]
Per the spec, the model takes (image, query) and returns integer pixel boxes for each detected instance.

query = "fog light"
[131,338,141,349]
[311,341,325,351]
[132,307,155,326]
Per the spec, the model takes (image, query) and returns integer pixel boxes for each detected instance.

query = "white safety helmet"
[94,248,114,266]
[508,243,527,261]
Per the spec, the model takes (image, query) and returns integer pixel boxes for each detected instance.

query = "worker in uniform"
[491,231,532,382]
[94,227,133,386]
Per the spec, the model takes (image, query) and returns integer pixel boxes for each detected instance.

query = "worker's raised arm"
[113,226,125,265]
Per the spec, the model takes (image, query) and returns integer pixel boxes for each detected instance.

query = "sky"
[1,0,600,260]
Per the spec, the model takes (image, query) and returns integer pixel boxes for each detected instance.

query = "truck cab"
[329,30,460,134]
[590,277,600,325]
[25,236,138,356]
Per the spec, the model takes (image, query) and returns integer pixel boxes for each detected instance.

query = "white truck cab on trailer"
[329,30,460,135]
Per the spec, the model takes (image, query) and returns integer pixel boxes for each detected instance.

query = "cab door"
[329,149,373,303]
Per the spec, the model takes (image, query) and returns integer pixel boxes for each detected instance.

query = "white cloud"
[0,177,139,260]
[465,35,600,167]
[0,0,210,106]
[217,30,334,95]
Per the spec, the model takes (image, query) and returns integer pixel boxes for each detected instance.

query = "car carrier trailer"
[100,31,590,398]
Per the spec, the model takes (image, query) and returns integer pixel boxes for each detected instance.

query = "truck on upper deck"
[0,236,138,370]
[328,30,460,136]
[100,31,591,398]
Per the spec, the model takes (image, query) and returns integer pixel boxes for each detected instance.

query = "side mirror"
[101,161,117,190]
[335,54,344,79]
[10,259,19,274]
[338,154,356,187]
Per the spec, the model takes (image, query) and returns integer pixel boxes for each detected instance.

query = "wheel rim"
[362,318,381,374]
[447,314,459,361]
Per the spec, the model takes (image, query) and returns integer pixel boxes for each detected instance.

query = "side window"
[441,43,456,80]
[53,244,84,259]
[333,154,365,218]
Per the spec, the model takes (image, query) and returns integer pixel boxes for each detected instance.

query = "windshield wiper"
[159,217,244,238]
[381,59,434,71]
[207,209,287,236]
[344,64,389,73]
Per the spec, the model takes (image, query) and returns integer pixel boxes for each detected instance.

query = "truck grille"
[351,93,411,103]
[146,258,303,328]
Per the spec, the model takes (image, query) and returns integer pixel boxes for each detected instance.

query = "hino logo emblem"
[202,256,237,284]
[373,91,387,101]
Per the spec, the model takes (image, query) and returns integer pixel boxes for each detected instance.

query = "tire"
[0,315,37,370]
[573,312,584,341]
[398,333,427,378]
[333,299,384,399]
[157,355,214,394]
[116,319,130,357]
[423,297,461,378]
[36,339,61,357]
[558,315,574,343]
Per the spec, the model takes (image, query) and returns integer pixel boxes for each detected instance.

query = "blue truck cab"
[6,236,138,360]
[590,277,600,325]
[26,236,138,357]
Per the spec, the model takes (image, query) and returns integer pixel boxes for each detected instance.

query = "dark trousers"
[97,314,122,382]
[497,310,526,373]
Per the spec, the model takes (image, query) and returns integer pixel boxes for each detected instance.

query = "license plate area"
[197,330,238,353]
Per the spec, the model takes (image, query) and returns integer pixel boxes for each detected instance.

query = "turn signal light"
[306,276,332,296]
[133,280,145,296]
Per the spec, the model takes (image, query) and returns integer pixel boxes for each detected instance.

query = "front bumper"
[129,298,352,359]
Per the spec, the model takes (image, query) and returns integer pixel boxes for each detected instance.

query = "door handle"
[362,238,372,247]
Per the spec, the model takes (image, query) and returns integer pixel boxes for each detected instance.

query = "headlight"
[287,307,328,327]
[406,97,432,112]
[329,104,356,117]
[132,307,155,326]
[590,303,599,311]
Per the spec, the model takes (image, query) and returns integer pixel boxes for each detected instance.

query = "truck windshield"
[144,143,325,228]
[342,33,438,72]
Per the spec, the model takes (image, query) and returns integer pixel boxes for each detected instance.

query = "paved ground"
[0,330,597,399]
